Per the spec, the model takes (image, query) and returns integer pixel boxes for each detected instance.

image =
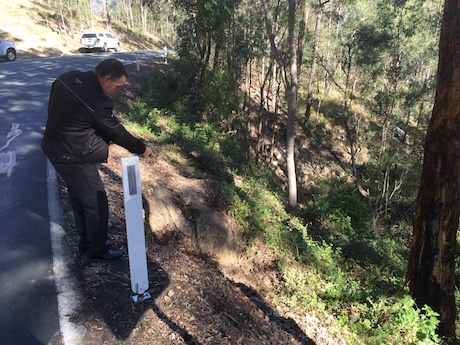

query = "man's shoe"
[78,240,113,255]
[87,249,122,261]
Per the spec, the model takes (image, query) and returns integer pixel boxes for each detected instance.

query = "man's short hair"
[94,58,128,81]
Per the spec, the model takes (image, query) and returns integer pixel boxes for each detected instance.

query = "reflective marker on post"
[121,156,150,302]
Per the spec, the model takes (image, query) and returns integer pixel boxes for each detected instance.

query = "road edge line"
[46,159,86,345]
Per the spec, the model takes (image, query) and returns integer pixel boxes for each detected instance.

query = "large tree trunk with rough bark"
[406,0,460,339]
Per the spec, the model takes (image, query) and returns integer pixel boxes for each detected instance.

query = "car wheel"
[6,48,16,61]
[102,43,108,52]
[115,43,121,52]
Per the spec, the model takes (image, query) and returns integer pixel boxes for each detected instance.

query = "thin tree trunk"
[261,0,298,207]
[257,63,272,155]
[213,33,222,69]
[129,0,135,29]
[89,0,94,28]
[243,17,251,117]
[60,7,67,35]
[67,0,74,38]
[286,0,298,207]
[139,0,148,33]
[324,16,332,95]
[271,0,281,113]
[105,0,112,30]
[406,0,460,339]
[297,2,310,78]
[271,82,280,161]
[304,6,322,126]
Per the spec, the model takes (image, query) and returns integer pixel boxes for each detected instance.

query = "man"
[42,58,153,261]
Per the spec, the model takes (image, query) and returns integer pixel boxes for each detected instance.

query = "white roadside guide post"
[121,156,151,303]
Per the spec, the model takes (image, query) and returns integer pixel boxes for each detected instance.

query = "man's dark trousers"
[51,162,108,257]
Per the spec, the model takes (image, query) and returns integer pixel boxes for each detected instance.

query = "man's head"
[95,58,128,95]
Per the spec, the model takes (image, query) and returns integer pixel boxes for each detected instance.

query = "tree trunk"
[128,0,135,29]
[59,7,67,35]
[105,0,112,30]
[139,0,148,33]
[261,0,298,207]
[323,16,332,95]
[297,1,309,79]
[304,7,322,126]
[271,83,280,161]
[213,34,222,69]
[67,0,74,38]
[406,0,460,339]
[286,0,298,207]
[257,62,271,156]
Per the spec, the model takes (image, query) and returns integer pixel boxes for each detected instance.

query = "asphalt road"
[0,50,165,345]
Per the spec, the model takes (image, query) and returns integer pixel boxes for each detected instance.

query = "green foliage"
[281,263,440,344]
[122,99,162,134]
[302,180,372,243]
[223,172,440,343]
[198,68,242,122]
[145,59,199,112]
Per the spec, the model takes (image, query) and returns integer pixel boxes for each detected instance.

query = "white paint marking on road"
[46,160,87,345]
[0,151,16,177]
[0,123,22,177]
[0,123,22,151]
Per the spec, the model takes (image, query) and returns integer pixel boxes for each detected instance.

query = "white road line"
[46,160,86,345]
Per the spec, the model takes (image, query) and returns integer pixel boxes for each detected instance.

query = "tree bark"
[297,1,309,79]
[304,5,322,125]
[105,0,112,30]
[139,0,148,33]
[261,0,298,207]
[128,0,135,29]
[286,0,298,207]
[406,0,460,339]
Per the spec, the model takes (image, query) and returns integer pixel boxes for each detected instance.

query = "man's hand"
[141,147,153,158]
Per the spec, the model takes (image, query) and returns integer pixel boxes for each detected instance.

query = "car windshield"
[82,34,97,38]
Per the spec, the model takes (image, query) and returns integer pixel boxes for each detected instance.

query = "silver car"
[80,32,121,53]
[0,40,17,61]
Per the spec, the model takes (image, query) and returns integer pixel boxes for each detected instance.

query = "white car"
[80,32,121,52]
[0,40,17,61]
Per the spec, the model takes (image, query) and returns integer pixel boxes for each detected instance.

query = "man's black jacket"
[42,70,146,164]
